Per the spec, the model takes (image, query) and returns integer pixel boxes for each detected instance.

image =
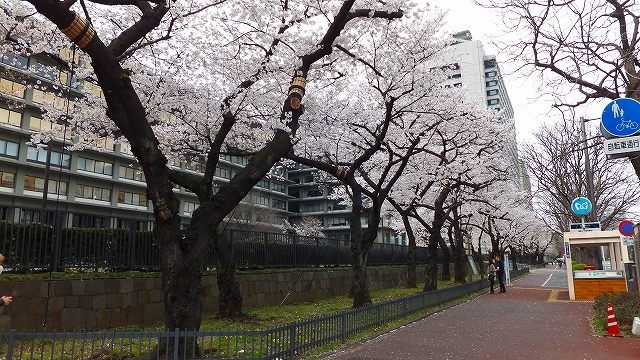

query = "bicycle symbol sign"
[601,98,640,137]
[571,197,592,216]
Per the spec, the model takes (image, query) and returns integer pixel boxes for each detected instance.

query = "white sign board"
[569,222,601,232]
[604,135,640,155]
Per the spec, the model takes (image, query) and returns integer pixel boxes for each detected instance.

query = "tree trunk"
[424,186,452,291]
[214,224,243,318]
[451,214,466,283]
[405,220,417,288]
[439,237,451,281]
[423,233,439,291]
[350,189,372,307]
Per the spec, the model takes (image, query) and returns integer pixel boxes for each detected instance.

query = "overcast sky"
[427,0,595,144]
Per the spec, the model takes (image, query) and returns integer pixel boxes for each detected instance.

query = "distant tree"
[288,216,325,238]
[476,0,640,178]
[520,120,640,233]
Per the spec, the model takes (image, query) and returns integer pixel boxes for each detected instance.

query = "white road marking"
[542,273,553,287]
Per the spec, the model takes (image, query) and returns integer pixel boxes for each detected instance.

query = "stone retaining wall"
[0,266,427,331]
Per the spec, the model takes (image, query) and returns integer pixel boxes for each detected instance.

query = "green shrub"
[593,291,640,330]
[572,263,587,271]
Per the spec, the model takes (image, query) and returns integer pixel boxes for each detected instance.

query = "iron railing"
[0,205,430,272]
[0,268,529,359]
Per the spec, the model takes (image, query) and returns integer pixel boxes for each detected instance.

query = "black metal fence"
[0,268,529,359]
[0,205,429,272]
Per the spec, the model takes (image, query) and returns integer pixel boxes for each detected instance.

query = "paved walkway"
[316,268,640,360]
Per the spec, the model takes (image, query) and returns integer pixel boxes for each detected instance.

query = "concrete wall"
[0,266,427,332]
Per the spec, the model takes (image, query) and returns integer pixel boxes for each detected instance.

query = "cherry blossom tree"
[2,0,407,339]
[285,7,468,306]
[384,102,509,290]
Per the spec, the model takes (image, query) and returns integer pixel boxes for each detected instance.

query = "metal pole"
[580,117,597,222]
[580,117,603,269]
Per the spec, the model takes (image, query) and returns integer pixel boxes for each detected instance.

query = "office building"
[0,49,291,230]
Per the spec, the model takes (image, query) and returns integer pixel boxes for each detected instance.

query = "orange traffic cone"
[606,303,623,337]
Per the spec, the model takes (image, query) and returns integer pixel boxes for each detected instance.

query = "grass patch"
[592,291,640,337]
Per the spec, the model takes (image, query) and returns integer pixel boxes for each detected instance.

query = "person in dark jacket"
[495,255,506,293]
[0,254,12,306]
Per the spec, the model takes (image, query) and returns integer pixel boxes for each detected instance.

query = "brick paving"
[315,268,640,360]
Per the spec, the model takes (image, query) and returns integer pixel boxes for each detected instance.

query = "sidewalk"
[315,268,640,360]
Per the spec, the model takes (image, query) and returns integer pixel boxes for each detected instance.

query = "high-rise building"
[438,30,531,192]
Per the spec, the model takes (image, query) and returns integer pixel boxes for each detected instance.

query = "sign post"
[601,98,640,158]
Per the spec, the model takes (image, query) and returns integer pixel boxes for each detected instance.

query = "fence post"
[51,210,63,272]
[293,235,297,268]
[173,328,180,360]
[403,297,407,318]
[289,322,296,359]
[127,220,136,271]
[264,232,269,268]
[341,311,346,344]
[316,236,320,268]
[6,329,15,357]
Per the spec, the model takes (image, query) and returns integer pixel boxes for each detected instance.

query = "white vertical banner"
[505,254,511,286]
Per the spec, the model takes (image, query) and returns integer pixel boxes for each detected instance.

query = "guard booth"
[564,230,630,300]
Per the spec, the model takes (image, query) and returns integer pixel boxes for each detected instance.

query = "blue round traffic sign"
[601,98,640,138]
[619,220,635,236]
[571,197,592,216]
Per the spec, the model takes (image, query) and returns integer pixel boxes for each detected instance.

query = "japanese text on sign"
[604,136,640,155]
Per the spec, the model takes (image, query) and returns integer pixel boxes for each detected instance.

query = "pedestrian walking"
[487,258,496,294]
[495,254,506,293]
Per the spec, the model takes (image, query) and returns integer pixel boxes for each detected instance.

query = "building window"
[26,146,71,168]
[487,99,500,105]
[486,80,498,87]
[72,214,110,228]
[76,183,111,201]
[0,171,15,189]
[117,191,147,206]
[305,189,323,198]
[82,81,104,98]
[0,108,21,127]
[257,179,269,189]
[256,195,269,206]
[272,199,286,210]
[485,71,497,78]
[78,157,113,176]
[33,61,58,82]
[447,73,462,79]
[29,116,64,132]
[272,183,285,193]
[0,78,25,98]
[0,52,28,69]
[215,167,232,179]
[24,175,67,195]
[0,139,19,158]
[483,59,497,68]
[184,201,199,215]
[120,142,133,156]
[186,160,206,173]
[487,89,499,96]
[302,203,324,212]
[232,156,248,165]
[32,89,74,110]
[119,165,145,181]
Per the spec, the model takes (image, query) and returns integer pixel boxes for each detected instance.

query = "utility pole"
[580,117,597,222]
